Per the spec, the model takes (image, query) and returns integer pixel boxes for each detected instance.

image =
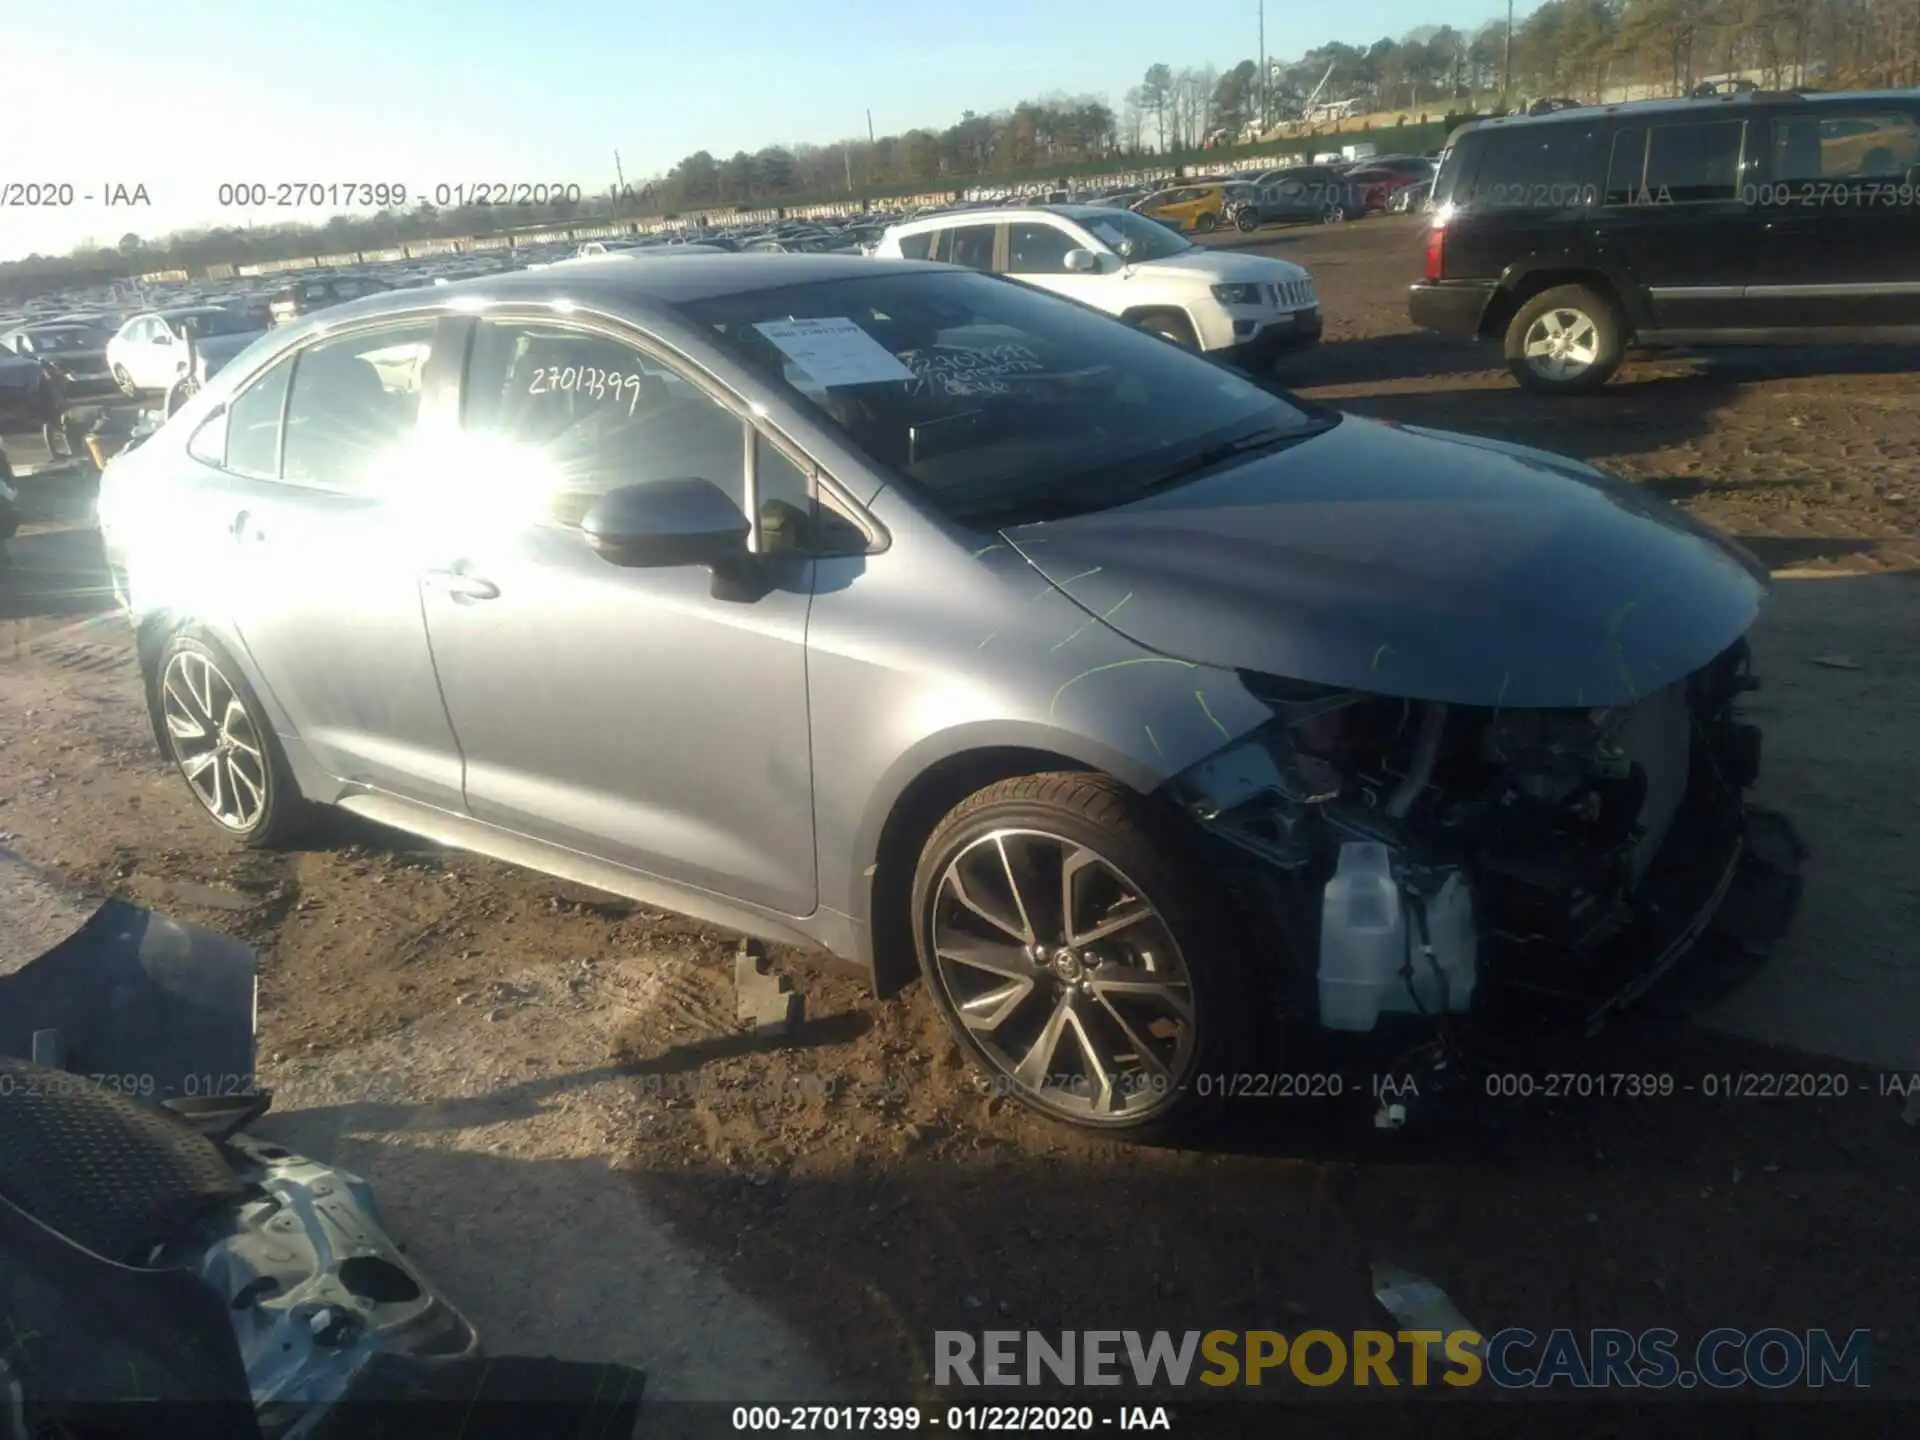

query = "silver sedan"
[96,254,1794,1136]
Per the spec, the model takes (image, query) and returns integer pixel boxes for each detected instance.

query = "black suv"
[1408,89,1920,392]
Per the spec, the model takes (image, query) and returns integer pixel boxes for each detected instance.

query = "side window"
[752,431,865,556]
[280,322,436,491]
[461,318,748,527]
[945,224,996,272]
[186,407,230,467]
[1644,121,1745,203]
[224,355,294,479]
[1769,110,1920,183]
[1006,222,1078,275]
[1603,128,1647,205]
[1465,126,1596,207]
[894,231,934,260]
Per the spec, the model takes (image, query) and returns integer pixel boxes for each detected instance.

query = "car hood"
[1134,248,1309,284]
[1002,416,1768,709]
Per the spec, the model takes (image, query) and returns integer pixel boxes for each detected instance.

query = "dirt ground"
[2,216,1917,1427]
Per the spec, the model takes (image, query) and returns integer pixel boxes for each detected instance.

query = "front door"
[1591,118,1760,336]
[1745,104,1920,331]
[419,313,818,915]
[189,316,469,810]
[999,219,1110,307]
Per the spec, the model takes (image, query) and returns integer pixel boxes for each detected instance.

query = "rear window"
[894,231,934,260]
[1461,124,1598,209]
[1767,108,1920,182]
[1644,120,1745,202]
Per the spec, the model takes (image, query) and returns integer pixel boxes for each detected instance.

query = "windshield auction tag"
[754,317,917,387]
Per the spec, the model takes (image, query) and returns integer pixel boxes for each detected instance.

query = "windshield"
[1073,208,1193,263]
[176,309,258,338]
[25,329,93,352]
[681,268,1320,524]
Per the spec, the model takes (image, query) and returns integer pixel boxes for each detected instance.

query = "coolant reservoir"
[1317,842,1406,1032]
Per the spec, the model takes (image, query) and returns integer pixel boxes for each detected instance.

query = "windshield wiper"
[1127,418,1337,498]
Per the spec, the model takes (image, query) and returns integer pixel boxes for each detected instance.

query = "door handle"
[420,568,500,602]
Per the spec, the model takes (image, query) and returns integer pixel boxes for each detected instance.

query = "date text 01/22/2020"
[211,181,585,209]
[730,1406,1175,1432]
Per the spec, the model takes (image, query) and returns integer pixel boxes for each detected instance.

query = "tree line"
[6,0,1916,290]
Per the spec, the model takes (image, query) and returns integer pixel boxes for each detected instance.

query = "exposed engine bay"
[1171,640,1776,1041]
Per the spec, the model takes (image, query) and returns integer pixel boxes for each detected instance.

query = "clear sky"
[4,0,1537,260]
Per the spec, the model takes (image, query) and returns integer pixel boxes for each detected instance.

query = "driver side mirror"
[1062,248,1100,274]
[581,478,749,568]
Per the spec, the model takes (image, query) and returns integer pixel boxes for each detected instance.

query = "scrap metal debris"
[1372,1262,1483,1370]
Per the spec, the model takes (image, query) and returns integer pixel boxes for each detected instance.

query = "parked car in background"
[269,273,394,327]
[106,307,268,396]
[0,323,118,401]
[0,445,19,550]
[1132,183,1236,232]
[875,204,1320,366]
[0,346,60,441]
[1229,173,1369,229]
[1344,163,1432,210]
[1386,178,1433,213]
[1409,87,1920,393]
[96,254,1797,1138]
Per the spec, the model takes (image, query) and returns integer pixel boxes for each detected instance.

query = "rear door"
[173,317,468,808]
[1591,117,1760,335]
[1746,102,1920,330]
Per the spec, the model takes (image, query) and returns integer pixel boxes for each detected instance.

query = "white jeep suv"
[871,205,1321,368]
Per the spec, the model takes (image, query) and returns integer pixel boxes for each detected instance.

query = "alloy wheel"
[1321,205,1345,224]
[1522,307,1601,381]
[161,650,270,831]
[929,828,1197,1123]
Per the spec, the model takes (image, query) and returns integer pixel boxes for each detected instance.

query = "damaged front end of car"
[1166,638,1805,1075]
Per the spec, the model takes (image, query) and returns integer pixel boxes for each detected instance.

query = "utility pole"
[1258,0,1267,134]
[1502,0,1514,109]
[845,145,854,194]
[867,109,876,146]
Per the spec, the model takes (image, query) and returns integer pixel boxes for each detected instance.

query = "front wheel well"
[1480,270,1626,342]
[866,747,1099,996]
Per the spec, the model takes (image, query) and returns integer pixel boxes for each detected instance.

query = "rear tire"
[1234,208,1259,232]
[1194,212,1218,233]
[1320,204,1346,224]
[1503,283,1625,395]
[113,364,137,398]
[1133,310,1199,348]
[910,773,1254,1140]
[152,629,313,849]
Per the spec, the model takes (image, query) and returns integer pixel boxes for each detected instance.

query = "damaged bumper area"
[1168,638,1804,1043]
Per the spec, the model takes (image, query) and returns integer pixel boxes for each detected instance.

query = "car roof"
[1465,87,1920,133]
[280,253,952,331]
[888,203,1150,232]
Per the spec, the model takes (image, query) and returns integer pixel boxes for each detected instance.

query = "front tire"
[1320,203,1346,225]
[1234,208,1259,232]
[1193,211,1218,233]
[153,630,311,848]
[113,364,137,398]
[911,773,1250,1138]
[1504,283,1625,394]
